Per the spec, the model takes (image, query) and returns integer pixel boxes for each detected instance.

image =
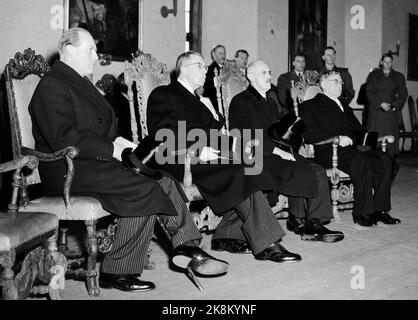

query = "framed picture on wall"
[289,0,327,71]
[407,13,418,81]
[65,0,140,61]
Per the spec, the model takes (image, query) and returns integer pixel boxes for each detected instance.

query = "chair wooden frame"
[0,155,67,300]
[4,48,110,297]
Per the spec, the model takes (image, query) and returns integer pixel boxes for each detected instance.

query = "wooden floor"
[32,154,418,300]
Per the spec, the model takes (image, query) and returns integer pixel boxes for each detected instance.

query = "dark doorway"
[289,0,327,71]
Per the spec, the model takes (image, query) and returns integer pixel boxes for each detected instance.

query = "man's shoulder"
[299,93,324,109]
[230,88,253,105]
[278,71,293,80]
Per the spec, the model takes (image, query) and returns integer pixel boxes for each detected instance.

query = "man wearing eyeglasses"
[299,71,400,228]
[147,51,302,264]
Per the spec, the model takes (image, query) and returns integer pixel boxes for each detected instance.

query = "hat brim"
[121,148,161,178]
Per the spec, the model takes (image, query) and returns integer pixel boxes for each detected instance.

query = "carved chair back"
[124,53,170,143]
[214,60,249,131]
[5,48,51,185]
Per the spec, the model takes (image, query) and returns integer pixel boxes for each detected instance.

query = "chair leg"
[47,231,66,300]
[85,220,99,297]
[0,250,18,300]
[58,227,68,255]
[330,183,342,223]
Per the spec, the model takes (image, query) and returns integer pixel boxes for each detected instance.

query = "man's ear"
[292,60,296,68]
[321,55,325,61]
[247,72,255,83]
[64,45,74,58]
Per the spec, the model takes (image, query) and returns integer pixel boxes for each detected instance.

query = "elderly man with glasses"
[299,71,400,228]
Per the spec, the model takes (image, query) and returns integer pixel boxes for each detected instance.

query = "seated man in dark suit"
[29,28,228,293]
[317,46,355,105]
[229,60,344,243]
[277,53,307,115]
[299,71,400,227]
[147,51,302,263]
[203,44,226,108]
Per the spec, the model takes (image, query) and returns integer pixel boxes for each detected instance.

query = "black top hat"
[354,130,378,152]
[267,114,305,150]
[121,135,163,178]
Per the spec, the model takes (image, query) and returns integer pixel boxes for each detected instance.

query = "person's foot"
[373,211,401,224]
[172,245,229,276]
[286,214,305,235]
[211,238,252,254]
[353,214,377,227]
[301,223,344,243]
[254,242,302,263]
[99,272,155,292]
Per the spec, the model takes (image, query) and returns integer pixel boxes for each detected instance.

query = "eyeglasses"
[183,62,208,71]
[326,79,344,85]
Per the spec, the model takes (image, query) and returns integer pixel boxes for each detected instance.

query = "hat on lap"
[122,135,163,178]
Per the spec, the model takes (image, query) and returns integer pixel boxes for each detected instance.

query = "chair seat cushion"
[0,212,58,251]
[19,196,110,220]
[325,168,350,179]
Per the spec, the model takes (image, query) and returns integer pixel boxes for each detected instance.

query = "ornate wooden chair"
[124,53,221,231]
[290,73,393,222]
[0,155,67,300]
[4,48,111,296]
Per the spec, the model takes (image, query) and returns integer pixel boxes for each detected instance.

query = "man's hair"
[210,44,225,60]
[292,52,306,61]
[246,60,266,78]
[175,51,203,77]
[381,52,393,62]
[58,27,87,55]
[234,49,249,58]
[320,70,341,85]
[323,46,336,55]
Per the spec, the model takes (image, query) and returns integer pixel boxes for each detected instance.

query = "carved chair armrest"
[0,155,39,174]
[21,146,79,208]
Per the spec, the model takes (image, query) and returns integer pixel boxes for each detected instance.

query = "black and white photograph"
[0,0,417,310]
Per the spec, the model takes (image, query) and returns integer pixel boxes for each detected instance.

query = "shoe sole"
[255,257,302,263]
[301,234,344,243]
[99,281,155,292]
[172,255,229,276]
[211,246,252,254]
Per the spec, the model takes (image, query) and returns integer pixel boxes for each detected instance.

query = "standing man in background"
[318,46,355,105]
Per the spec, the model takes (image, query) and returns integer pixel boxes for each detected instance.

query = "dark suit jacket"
[29,61,178,217]
[299,93,362,166]
[229,85,319,198]
[276,70,301,114]
[365,68,408,154]
[318,65,355,105]
[203,61,222,109]
[146,81,273,214]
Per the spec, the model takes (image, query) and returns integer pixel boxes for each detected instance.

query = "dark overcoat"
[229,85,319,198]
[365,68,408,154]
[146,81,273,214]
[28,61,178,217]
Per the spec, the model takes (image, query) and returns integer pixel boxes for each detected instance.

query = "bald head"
[247,60,272,94]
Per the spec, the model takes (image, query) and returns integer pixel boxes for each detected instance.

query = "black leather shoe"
[172,245,229,276]
[211,238,252,254]
[374,211,401,224]
[286,214,305,235]
[254,243,301,263]
[99,272,155,292]
[353,214,377,227]
[301,224,344,243]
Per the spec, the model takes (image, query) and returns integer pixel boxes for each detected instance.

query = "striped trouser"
[101,176,201,275]
[213,191,285,254]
